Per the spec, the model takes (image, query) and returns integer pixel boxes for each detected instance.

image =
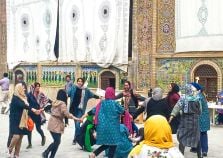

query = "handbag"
[27,117,34,131]
[19,109,34,131]
[19,109,28,129]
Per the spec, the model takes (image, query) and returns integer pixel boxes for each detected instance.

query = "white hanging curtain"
[175,0,223,52]
[59,0,87,62]
[92,0,129,68]
[7,0,57,69]
[59,0,129,69]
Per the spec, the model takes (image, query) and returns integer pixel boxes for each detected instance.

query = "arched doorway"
[100,71,116,90]
[194,64,217,101]
[14,70,24,85]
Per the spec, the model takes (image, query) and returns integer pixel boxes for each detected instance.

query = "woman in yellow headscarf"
[129,115,183,158]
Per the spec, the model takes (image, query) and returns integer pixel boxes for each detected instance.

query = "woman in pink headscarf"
[89,87,124,158]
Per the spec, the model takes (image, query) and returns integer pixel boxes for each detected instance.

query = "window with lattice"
[194,65,217,77]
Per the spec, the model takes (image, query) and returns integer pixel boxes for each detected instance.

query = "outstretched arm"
[169,101,181,123]
[61,103,82,122]
[133,106,145,120]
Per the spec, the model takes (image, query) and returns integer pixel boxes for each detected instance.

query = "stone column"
[0,0,7,77]
[151,0,158,88]
[133,0,153,91]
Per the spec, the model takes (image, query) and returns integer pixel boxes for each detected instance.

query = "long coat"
[10,95,30,135]
[198,93,210,132]
[96,99,124,145]
[171,99,201,148]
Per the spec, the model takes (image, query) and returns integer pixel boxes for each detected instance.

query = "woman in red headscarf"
[89,87,124,158]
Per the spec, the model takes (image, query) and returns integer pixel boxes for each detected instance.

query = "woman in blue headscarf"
[169,83,202,158]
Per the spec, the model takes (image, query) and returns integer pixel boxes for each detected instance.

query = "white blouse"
[129,145,184,158]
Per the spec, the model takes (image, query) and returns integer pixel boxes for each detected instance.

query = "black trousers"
[44,131,61,158]
[27,123,45,145]
[93,145,117,158]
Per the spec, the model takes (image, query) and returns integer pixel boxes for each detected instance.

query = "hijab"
[14,83,28,104]
[94,87,115,125]
[129,115,173,156]
[105,87,115,99]
[178,83,200,113]
[152,87,163,101]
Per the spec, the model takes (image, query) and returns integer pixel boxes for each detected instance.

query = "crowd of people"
[0,72,214,158]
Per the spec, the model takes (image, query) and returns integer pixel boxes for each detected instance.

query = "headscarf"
[105,87,115,99]
[31,83,49,108]
[178,83,200,113]
[152,87,163,101]
[14,83,28,104]
[129,115,173,156]
[190,82,202,91]
[185,83,198,97]
[171,83,180,93]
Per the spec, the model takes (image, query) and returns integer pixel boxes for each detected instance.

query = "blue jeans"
[74,108,84,141]
[200,131,208,153]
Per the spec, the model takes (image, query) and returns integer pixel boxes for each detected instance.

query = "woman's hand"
[80,117,85,123]
[31,108,40,115]
[169,116,174,123]
[73,116,83,123]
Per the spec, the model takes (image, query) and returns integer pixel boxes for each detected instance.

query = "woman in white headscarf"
[8,83,39,158]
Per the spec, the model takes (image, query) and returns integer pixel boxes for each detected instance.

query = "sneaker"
[42,151,48,158]
[202,152,207,157]
[190,148,197,153]
[26,144,32,149]
[72,140,76,145]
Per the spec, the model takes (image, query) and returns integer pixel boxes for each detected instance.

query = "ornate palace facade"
[1,0,223,101]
